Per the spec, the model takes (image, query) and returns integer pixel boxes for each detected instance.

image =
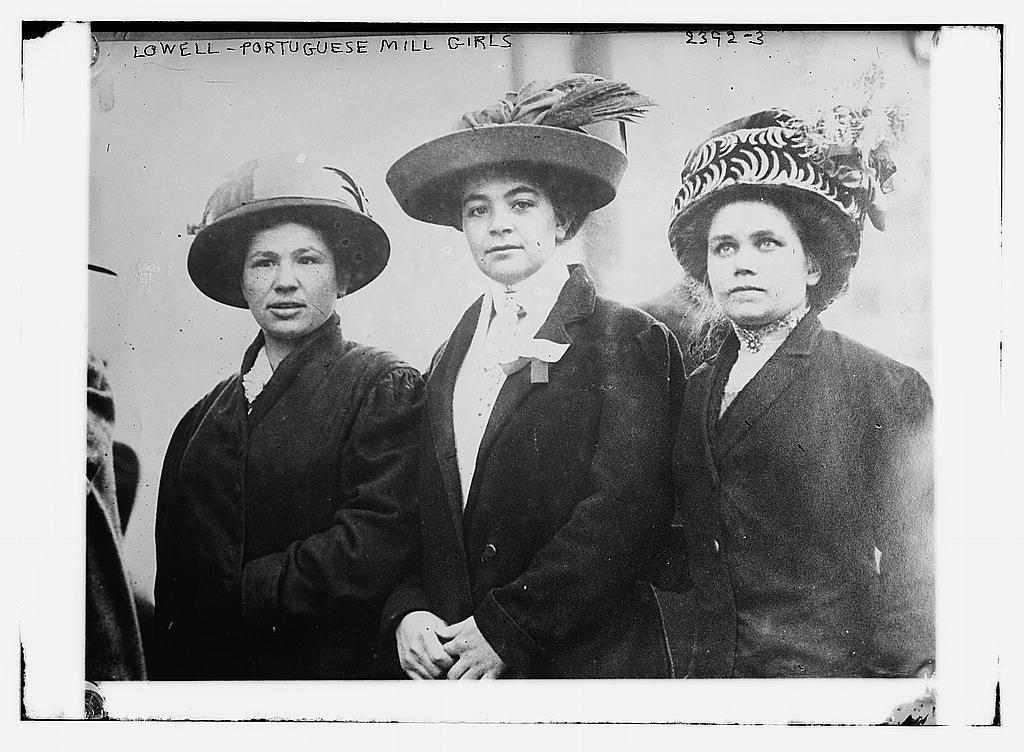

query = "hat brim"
[386,124,626,228]
[187,198,390,308]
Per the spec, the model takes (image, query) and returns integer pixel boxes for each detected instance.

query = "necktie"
[485,290,526,368]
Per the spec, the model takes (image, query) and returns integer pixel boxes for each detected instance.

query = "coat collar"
[708,311,823,460]
[242,313,344,424]
[472,263,595,469]
[427,264,597,535]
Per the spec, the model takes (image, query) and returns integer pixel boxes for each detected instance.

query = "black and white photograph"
[15,17,1010,733]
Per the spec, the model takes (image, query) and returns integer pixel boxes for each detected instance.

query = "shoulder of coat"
[822,329,930,406]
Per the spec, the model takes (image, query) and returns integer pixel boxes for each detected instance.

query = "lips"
[268,301,306,309]
[486,244,523,254]
[729,285,765,294]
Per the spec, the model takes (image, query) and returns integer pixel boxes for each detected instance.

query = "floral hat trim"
[671,103,906,236]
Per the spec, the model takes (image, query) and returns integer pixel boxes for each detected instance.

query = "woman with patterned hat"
[657,108,935,677]
[152,154,424,679]
[382,75,683,679]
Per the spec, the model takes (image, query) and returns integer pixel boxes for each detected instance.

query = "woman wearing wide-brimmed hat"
[152,154,424,679]
[656,108,935,678]
[382,75,683,679]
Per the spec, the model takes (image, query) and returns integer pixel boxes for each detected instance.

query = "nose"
[273,259,299,290]
[732,243,758,276]
[488,205,514,235]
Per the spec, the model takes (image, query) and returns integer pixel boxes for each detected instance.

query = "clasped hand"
[396,611,506,680]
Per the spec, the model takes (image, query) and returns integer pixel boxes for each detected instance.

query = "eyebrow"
[708,229,782,243]
[461,184,540,206]
[504,185,540,199]
[246,246,326,259]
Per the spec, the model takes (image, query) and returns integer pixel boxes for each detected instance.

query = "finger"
[434,622,461,642]
[401,659,430,680]
[400,653,427,680]
[424,638,455,670]
[403,645,444,680]
[459,662,486,681]
[442,639,466,659]
[446,656,470,680]
[415,632,454,668]
[412,649,447,679]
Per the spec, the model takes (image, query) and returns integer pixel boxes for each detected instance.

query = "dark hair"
[669,185,860,311]
[452,163,592,242]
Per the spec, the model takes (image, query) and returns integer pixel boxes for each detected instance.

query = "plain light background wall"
[87,29,932,603]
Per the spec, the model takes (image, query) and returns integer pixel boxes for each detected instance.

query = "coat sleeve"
[379,416,435,641]
[473,321,682,669]
[376,341,452,655]
[863,366,935,677]
[152,393,213,677]
[240,365,425,625]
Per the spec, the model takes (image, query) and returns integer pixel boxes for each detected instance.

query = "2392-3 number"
[685,30,765,47]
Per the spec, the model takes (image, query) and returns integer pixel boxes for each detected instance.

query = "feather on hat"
[386,74,654,228]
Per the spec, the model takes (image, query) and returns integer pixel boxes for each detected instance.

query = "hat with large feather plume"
[386,74,655,228]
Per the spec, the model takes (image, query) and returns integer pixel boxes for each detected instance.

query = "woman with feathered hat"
[657,107,935,677]
[382,75,682,679]
[152,154,424,679]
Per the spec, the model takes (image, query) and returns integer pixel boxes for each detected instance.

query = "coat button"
[481,543,497,562]
[711,538,721,554]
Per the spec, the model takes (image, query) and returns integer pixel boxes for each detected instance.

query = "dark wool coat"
[657,313,934,678]
[384,266,682,679]
[153,315,424,679]
[87,352,147,681]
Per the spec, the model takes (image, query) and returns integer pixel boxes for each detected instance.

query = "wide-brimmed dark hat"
[668,108,901,292]
[386,74,654,228]
[187,154,390,308]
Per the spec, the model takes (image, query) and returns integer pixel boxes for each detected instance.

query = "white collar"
[485,259,570,334]
[242,346,275,406]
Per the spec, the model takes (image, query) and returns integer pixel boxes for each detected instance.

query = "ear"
[554,212,571,244]
[334,267,349,297]
[805,254,822,286]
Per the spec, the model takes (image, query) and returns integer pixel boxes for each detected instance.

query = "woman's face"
[459,173,567,286]
[241,222,340,346]
[706,200,821,328]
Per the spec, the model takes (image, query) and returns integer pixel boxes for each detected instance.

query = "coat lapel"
[246,314,343,426]
[466,265,596,510]
[426,296,484,535]
[683,358,722,487]
[712,313,821,461]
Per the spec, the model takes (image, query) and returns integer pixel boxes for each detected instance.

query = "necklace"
[732,306,808,354]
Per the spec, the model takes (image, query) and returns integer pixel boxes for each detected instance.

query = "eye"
[248,257,275,268]
[298,254,323,265]
[463,204,488,219]
[758,237,783,250]
[709,241,737,257]
[511,199,535,211]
